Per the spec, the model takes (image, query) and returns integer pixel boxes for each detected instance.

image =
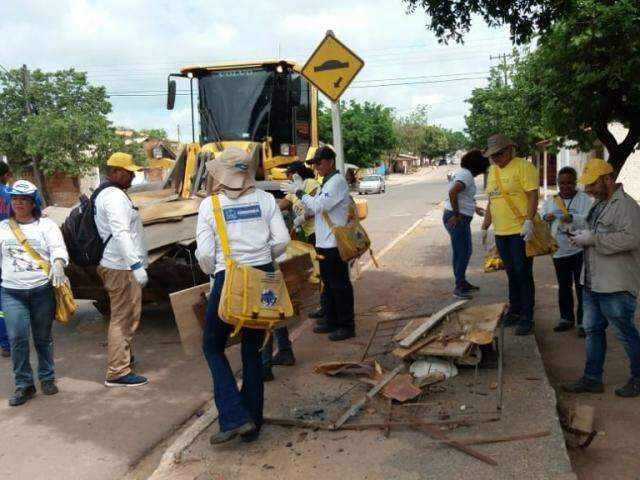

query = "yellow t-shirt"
[286,178,320,238]
[486,157,539,235]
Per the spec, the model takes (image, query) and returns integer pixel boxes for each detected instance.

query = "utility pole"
[177,124,181,144]
[489,53,512,86]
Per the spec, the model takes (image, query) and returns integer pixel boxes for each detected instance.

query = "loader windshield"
[198,68,274,142]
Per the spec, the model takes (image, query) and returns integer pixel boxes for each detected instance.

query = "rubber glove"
[132,267,149,287]
[49,259,67,288]
[280,173,304,195]
[570,229,595,247]
[293,214,306,228]
[520,219,534,242]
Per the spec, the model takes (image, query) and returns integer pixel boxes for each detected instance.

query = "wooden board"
[169,283,210,357]
[144,215,198,251]
[139,198,201,224]
[398,300,468,348]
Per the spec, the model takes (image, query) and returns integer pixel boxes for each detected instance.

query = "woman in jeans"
[443,150,490,299]
[195,148,289,445]
[0,180,68,406]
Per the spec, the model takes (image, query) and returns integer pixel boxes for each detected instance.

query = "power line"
[350,76,487,89]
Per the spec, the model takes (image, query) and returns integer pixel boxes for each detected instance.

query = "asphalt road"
[358,168,450,251]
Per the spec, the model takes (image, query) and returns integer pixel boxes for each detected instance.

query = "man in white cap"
[481,134,539,336]
[564,158,640,398]
[95,152,148,387]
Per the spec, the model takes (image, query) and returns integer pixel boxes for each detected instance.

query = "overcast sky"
[1,0,514,141]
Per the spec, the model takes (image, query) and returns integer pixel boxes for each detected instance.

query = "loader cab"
[167,60,318,167]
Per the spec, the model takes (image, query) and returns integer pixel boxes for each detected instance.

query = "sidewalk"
[385,165,448,187]
[142,207,575,480]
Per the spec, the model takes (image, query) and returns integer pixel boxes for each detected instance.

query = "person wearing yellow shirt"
[481,134,540,336]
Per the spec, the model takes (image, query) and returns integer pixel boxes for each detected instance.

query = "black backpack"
[62,182,115,266]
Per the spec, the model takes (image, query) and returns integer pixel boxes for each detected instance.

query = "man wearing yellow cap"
[563,158,640,398]
[95,152,149,387]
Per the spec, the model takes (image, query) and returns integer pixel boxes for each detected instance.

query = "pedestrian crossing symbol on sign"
[301,32,364,102]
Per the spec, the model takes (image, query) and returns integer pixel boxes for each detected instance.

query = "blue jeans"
[495,234,535,323]
[583,289,640,383]
[443,210,473,289]
[202,267,270,432]
[2,284,56,389]
[261,327,292,368]
[0,287,10,351]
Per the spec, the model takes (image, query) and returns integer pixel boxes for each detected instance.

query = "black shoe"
[41,380,59,396]
[452,288,472,299]
[263,366,275,382]
[308,308,326,319]
[272,349,295,366]
[313,323,338,334]
[9,385,36,406]
[462,281,480,291]
[209,421,256,445]
[515,321,534,336]
[328,328,355,342]
[553,320,574,332]
[240,429,261,443]
[577,325,586,338]
[104,373,148,387]
[501,312,520,327]
[615,379,640,398]
[130,355,136,368]
[563,377,604,394]
[1,348,9,358]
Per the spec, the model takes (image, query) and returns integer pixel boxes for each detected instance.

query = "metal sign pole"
[331,101,346,173]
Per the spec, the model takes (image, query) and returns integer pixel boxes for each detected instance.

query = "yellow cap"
[107,152,142,172]
[578,158,613,185]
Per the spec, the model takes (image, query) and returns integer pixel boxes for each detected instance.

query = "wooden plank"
[139,198,201,224]
[169,283,210,357]
[398,412,498,466]
[399,300,469,348]
[331,364,405,431]
[423,430,550,447]
[392,332,439,359]
[144,215,198,251]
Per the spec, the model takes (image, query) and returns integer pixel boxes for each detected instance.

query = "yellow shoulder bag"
[553,195,570,216]
[493,169,557,257]
[211,195,293,337]
[323,201,377,265]
[8,219,77,323]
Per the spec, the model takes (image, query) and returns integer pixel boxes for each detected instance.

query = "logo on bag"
[261,289,278,307]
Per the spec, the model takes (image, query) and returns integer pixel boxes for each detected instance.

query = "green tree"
[422,125,449,160]
[0,68,118,179]
[405,0,640,173]
[444,129,469,153]
[394,104,429,156]
[402,0,573,44]
[141,128,169,140]
[318,100,398,168]
[464,61,549,156]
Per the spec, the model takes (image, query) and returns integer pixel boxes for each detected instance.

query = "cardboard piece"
[398,300,469,348]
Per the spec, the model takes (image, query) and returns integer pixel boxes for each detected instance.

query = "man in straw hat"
[196,147,290,444]
[95,152,149,387]
[481,134,540,336]
[563,158,640,398]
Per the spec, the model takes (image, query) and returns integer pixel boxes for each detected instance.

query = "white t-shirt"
[94,186,147,270]
[0,218,69,290]
[300,171,351,249]
[540,191,593,259]
[444,168,476,217]
[195,190,290,275]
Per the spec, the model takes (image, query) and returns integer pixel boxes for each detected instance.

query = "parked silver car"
[358,174,385,194]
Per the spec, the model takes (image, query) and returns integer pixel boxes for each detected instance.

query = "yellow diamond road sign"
[301,33,364,103]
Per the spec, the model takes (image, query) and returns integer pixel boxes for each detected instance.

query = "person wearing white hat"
[195,147,289,445]
[95,152,148,388]
[0,180,69,406]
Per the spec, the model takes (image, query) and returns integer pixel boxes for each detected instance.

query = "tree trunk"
[31,155,49,206]
[594,122,640,180]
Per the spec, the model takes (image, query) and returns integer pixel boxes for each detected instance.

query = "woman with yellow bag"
[195,148,290,445]
[0,180,69,406]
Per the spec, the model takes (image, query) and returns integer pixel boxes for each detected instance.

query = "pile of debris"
[262,301,541,467]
